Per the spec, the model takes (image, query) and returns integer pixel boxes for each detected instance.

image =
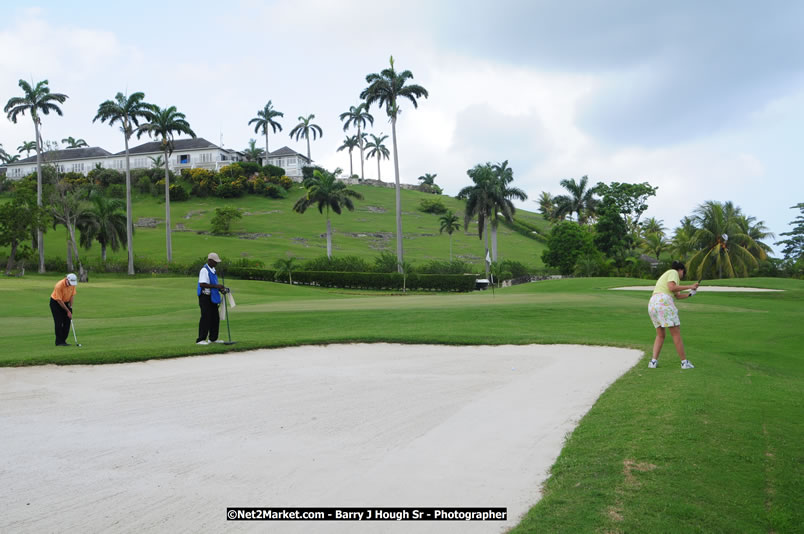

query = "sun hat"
[66,273,78,286]
[207,252,222,262]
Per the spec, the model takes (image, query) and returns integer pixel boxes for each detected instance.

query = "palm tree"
[339,103,374,180]
[457,163,496,278]
[273,257,298,285]
[93,92,154,275]
[5,79,68,273]
[148,155,165,169]
[289,114,323,163]
[641,232,668,260]
[336,134,360,177]
[553,175,598,224]
[365,133,390,181]
[139,104,196,263]
[418,173,437,185]
[17,140,37,157]
[0,144,9,164]
[249,101,283,164]
[62,136,88,149]
[488,160,528,261]
[361,55,429,272]
[293,169,363,258]
[438,209,461,261]
[78,193,127,263]
[536,191,559,222]
[640,217,666,238]
[687,201,768,279]
[243,138,265,162]
[671,216,697,262]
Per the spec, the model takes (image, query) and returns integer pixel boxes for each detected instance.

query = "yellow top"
[51,278,76,302]
[653,269,680,297]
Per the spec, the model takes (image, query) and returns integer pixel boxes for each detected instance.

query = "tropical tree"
[671,216,697,262]
[77,193,127,263]
[339,103,374,180]
[438,209,461,261]
[488,160,528,261]
[139,104,196,263]
[17,140,37,157]
[418,173,437,185]
[642,232,668,260]
[776,203,804,265]
[457,163,496,278]
[62,136,88,149]
[640,217,666,239]
[361,55,429,272]
[243,138,265,162]
[93,91,154,275]
[687,201,768,279]
[0,188,48,275]
[365,133,390,181]
[553,175,599,224]
[536,191,560,222]
[293,169,363,258]
[5,79,68,273]
[50,182,90,274]
[289,114,323,163]
[148,155,164,169]
[336,134,360,177]
[0,143,8,163]
[273,257,298,285]
[249,101,283,163]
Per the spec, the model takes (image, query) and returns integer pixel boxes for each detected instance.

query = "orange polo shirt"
[51,279,76,302]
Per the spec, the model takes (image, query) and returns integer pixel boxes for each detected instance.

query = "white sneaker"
[196,340,210,345]
[648,360,658,369]
[213,340,226,344]
[681,360,695,369]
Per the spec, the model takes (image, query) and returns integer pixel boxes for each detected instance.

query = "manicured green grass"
[2,275,802,532]
[4,185,548,269]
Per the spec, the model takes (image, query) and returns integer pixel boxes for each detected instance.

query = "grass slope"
[2,275,801,532]
[3,185,549,270]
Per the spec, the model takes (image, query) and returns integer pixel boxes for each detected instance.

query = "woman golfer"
[648,261,699,369]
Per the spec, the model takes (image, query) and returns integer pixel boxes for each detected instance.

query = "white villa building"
[2,138,311,181]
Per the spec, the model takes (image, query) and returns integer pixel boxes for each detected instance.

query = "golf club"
[220,269,236,345]
[70,319,82,347]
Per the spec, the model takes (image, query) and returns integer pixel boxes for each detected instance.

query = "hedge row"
[225,267,476,292]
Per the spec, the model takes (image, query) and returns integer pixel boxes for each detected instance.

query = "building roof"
[14,147,113,165]
[118,137,218,156]
[267,146,309,161]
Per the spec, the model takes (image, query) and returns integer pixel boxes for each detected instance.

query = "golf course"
[1,272,802,532]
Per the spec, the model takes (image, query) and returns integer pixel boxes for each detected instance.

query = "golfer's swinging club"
[220,268,236,345]
[70,319,82,347]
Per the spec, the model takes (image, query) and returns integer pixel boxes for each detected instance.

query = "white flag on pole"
[485,250,491,264]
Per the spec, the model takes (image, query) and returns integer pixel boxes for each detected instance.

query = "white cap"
[207,252,221,262]
[66,273,78,286]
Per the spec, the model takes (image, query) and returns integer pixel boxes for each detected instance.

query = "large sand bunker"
[1,344,641,533]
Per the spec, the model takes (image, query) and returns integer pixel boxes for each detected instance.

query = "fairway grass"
[1,275,802,532]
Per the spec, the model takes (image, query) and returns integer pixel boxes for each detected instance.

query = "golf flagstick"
[220,268,236,345]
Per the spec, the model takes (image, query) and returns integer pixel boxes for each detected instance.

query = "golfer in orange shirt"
[50,273,77,346]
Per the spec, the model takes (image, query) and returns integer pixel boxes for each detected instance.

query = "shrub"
[169,184,189,201]
[416,259,472,274]
[372,251,399,273]
[136,176,153,194]
[87,168,125,187]
[263,164,285,177]
[263,184,285,198]
[106,184,126,198]
[418,198,447,214]
[500,260,530,278]
[301,255,372,273]
[210,206,242,235]
[238,161,261,176]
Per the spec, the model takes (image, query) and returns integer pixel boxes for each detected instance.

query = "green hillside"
[7,184,550,271]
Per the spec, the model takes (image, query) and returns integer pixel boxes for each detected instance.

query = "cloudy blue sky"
[2,1,802,254]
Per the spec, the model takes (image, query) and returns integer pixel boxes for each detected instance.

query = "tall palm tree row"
[365,133,390,181]
[293,169,363,259]
[139,104,196,263]
[289,114,323,163]
[93,92,154,275]
[361,55,428,272]
[249,101,283,164]
[339,103,374,180]
[488,160,528,262]
[5,79,69,273]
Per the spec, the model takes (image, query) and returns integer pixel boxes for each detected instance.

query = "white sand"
[611,286,782,292]
[0,343,641,533]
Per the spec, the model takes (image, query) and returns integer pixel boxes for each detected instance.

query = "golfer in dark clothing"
[50,273,77,346]
[197,253,225,345]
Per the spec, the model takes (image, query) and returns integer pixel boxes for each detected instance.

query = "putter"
[70,319,82,347]
[220,269,236,345]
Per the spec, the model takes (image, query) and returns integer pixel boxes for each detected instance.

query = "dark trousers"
[197,294,220,342]
[50,298,71,345]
